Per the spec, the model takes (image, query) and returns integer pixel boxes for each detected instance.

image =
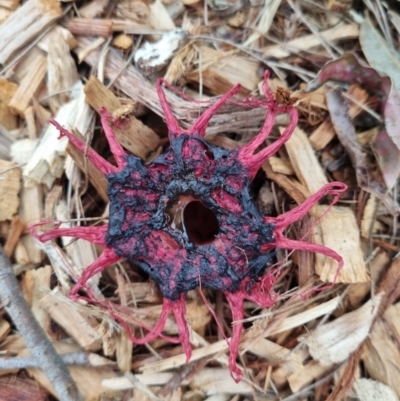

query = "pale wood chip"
[0,79,18,130]
[0,0,62,64]
[311,205,369,283]
[8,54,47,116]
[303,294,382,366]
[0,159,21,221]
[39,288,102,352]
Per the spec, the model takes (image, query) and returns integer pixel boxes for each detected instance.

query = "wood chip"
[39,288,102,351]
[66,18,113,38]
[112,33,133,49]
[311,205,369,283]
[186,46,259,95]
[303,294,382,366]
[262,23,359,58]
[84,75,160,159]
[3,215,26,258]
[0,376,49,401]
[0,79,18,130]
[47,30,79,113]
[24,341,118,401]
[0,0,62,64]
[0,160,21,221]
[8,54,47,116]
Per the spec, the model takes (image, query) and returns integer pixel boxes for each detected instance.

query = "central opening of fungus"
[183,201,219,246]
[167,195,219,246]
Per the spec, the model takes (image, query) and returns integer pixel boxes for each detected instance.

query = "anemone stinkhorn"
[31,71,346,381]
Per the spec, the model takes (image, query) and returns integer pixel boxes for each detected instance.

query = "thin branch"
[0,352,116,370]
[0,246,83,401]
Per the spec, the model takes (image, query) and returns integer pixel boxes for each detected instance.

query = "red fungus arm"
[188,84,241,137]
[99,107,128,169]
[264,182,347,230]
[50,119,118,175]
[156,78,181,136]
[29,221,108,246]
[170,294,192,361]
[224,291,245,383]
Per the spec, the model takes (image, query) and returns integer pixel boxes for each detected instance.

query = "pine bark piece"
[0,0,62,64]
[0,376,49,401]
[3,215,26,258]
[8,54,47,116]
[84,76,160,159]
[0,160,21,221]
[0,79,18,130]
[39,288,102,352]
[66,18,113,38]
[47,31,79,114]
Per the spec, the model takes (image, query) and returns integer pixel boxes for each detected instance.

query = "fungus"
[30,71,346,382]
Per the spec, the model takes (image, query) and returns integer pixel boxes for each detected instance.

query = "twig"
[0,352,116,370]
[0,246,83,401]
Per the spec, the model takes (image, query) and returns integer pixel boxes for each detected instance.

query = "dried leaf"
[360,16,400,96]
[371,130,400,189]
[326,89,396,212]
[305,53,400,152]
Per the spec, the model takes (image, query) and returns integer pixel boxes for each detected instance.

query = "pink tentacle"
[99,107,127,168]
[29,221,107,246]
[156,78,181,136]
[78,288,181,344]
[70,247,122,298]
[271,234,343,282]
[125,297,178,345]
[224,291,244,383]
[250,106,298,170]
[170,294,192,361]
[237,105,277,165]
[264,182,347,230]
[238,70,299,178]
[50,119,118,175]
[188,84,241,137]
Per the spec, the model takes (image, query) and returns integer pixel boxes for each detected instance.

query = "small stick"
[0,352,116,370]
[0,246,83,401]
